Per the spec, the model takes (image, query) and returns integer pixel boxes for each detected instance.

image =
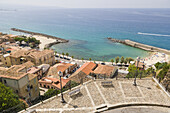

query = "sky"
[0,0,170,8]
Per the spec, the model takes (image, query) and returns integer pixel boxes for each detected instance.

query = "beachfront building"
[135,61,145,70]
[69,62,118,83]
[0,49,55,67]
[0,64,40,101]
[47,62,78,78]
[38,77,70,90]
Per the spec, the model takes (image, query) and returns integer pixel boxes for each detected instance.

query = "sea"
[0,7,170,61]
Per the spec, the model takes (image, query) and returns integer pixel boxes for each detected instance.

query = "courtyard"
[22,78,170,113]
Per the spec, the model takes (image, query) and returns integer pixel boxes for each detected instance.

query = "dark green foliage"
[154,62,168,70]
[120,56,124,64]
[115,56,119,64]
[44,89,58,99]
[157,63,170,80]
[0,82,24,112]
[14,36,40,45]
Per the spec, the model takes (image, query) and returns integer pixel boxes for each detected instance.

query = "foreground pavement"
[21,78,170,113]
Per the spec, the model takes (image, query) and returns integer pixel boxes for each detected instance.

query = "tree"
[81,58,84,62]
[62,52,65,58]
[0,82,24,112]
[115,56,119,64]
[55,51,57,55]
[71,56,74,60]
[66,53,69,58]
[110,59,114,65]
[124,58,128,65]
[89,58,92,61]
[44,89,58,99]
[128,57,134,63]
[120,56,124,64]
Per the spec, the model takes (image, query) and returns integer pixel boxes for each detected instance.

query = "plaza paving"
[23,78,170,113]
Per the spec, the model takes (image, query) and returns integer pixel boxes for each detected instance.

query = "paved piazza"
[24,79,170,113]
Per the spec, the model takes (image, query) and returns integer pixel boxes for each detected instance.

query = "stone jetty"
[107,37,170,55]
[11,28,69,43]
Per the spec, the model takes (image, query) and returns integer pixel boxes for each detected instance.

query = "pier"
[107,37,170,55]
[11,28,69,43]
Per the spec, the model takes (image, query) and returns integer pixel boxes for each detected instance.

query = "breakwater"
[107,37,170,55]
[11,28,69,43]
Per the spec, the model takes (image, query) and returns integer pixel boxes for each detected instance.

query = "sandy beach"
[32,35,56,50]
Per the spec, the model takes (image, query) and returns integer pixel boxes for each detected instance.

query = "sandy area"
[33,35,56,50]
[141,52,170,68]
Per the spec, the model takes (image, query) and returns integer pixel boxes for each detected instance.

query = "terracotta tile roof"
[92,64,115,76]
[47,63,74,78]
[10,49,28,58]
[27,67,41,74]
[75,62,96,75]
[39,77,69,89]
[135,61,145,68]
[21,61,35,69]
[28,74,38,81]
[26,49,54,59]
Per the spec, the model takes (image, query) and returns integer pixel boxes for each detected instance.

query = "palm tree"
[62,52,65,58]
[110,59,114,65]
[66,52,69,58]
[115,56,119,64]
[124,58,128,65]
[120,56,124,65]
[81,58,84,62]
[89,58,92,62]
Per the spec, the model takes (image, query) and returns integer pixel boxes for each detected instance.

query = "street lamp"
[58,71,66,103]
[133,56,140,86]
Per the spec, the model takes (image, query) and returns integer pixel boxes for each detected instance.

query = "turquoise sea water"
[0,8,170,61]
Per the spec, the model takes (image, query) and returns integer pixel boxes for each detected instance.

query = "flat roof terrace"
[21,78,170,113]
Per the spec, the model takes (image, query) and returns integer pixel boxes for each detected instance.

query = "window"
[44,85,46,88]
[16,90,18,93]
[40,83,42,87]
[5,62,7,65]
[4,80,7,84]
[47,86,49,88]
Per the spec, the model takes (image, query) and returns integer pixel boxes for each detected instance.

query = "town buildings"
[0,49,55,67]
[69,62,118,83]
[38,77,70,90]
[0,63,40,101]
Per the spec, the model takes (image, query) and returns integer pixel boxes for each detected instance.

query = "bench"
[101,81,112,86]
[68,88,80,96]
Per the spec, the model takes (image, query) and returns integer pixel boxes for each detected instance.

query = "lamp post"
[58,71,66,103]
[134,57,140,86]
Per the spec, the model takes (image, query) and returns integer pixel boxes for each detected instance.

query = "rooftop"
[92,64,115,76]
[76,62,97,75]
[39,77,70,89]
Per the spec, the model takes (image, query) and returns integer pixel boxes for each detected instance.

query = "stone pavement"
[22,78,170,113]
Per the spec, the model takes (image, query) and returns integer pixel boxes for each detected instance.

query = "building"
[38,77,70,90]
[0,49,55,67]
[47,63,77,78]
[135,61,145,70]
[69,62,97,83]
[0,65,40,101]
[91,64,118,79]
[69,62,118,83]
